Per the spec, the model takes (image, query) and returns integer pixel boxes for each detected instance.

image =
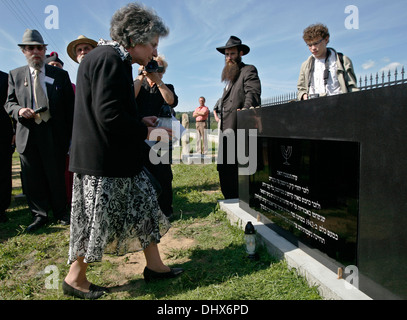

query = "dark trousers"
[0,142,12,214]
[218,163,238,199]
[217,132,239,199]
[19,122,67,219]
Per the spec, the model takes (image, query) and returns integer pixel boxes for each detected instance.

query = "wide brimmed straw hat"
[67,35,97,63]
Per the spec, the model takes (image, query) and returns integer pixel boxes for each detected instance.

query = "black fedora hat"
[216,36,250,55]
[18,29,47,47]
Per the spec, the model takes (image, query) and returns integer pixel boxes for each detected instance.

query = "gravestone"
[238,84,407,299]
[251,137,359,267]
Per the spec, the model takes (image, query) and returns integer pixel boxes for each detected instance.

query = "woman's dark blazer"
[69,45,148,178]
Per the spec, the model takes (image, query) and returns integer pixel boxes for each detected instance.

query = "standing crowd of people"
[0,1,358,299]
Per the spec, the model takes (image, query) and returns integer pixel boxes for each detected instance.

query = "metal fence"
[261,66,406,107]
[261,92,297,107]
[358,66,405,90]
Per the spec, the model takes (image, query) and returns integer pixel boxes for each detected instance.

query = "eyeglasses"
[24,45,46,51]
[306,38,325,47]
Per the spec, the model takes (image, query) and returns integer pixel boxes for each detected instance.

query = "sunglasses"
[24,45,46,51]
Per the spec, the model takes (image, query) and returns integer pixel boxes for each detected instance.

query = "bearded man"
[216,36,261,199]
[67,35,97,64]
[5,29,74,232]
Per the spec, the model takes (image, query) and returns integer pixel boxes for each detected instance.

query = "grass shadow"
[110,243,275,299]
[0,196,67,241]
[0,206,31,242]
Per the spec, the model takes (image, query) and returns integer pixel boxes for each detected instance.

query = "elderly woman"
[62,3,183,299]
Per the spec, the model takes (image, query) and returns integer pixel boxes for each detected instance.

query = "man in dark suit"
[5,29,74,232]
[216,36,261,199]
[0,70,14,223]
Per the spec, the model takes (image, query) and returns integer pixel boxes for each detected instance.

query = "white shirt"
[309,49,342,96]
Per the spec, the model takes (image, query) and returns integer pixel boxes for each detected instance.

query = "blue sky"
[1,0,406,112]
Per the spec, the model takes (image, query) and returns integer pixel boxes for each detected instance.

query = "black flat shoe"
[143,267,184,283]
[62,280,108,299]
[26,216,48,233]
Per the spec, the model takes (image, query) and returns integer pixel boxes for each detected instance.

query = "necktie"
[33,69,51,123]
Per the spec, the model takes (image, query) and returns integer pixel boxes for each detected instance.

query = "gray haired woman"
[62,3,183,299]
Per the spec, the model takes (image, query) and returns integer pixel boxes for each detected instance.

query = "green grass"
[0,154,322,300]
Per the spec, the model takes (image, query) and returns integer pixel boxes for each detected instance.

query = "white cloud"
[380,62,402,73]
[362,60,375,70]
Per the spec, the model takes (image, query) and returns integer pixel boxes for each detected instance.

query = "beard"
[77,55,84,63]
[221,56,241,83]
[27,55,44,70]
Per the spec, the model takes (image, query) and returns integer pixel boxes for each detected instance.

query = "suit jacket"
[5,64,74,154]
[0,71,13,144]
[220,62,261,132]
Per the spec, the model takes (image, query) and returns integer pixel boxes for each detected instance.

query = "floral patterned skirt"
[67,171,171,264]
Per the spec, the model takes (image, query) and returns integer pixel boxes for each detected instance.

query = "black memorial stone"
[237,84,407,299]
[250,137,359,266]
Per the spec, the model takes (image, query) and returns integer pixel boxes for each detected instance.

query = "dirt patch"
[104,227,196,285]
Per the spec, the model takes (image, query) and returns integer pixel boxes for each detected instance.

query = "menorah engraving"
[281,146,292,165]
